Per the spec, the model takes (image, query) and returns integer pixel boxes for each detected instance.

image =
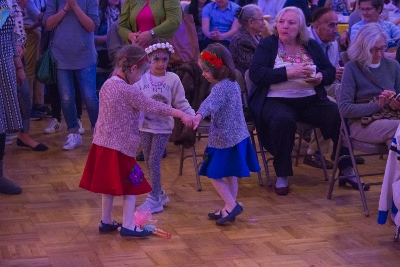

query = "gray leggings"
[139,132,170,198]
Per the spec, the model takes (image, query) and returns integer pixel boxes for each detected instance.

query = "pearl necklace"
[149,71,166,87]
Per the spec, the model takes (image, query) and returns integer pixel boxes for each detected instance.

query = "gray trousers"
[139,132,170,198]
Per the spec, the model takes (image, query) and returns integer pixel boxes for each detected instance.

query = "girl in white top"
[137,38,195,214]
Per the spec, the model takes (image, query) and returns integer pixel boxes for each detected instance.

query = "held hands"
[210,28,222,40]
[179,114,202,129]
[181,113,194,128]
[67,0,78,9]
[135,31,152,47]
[286,64,314,79]
[192,114,202,130]
[128,32,140,44]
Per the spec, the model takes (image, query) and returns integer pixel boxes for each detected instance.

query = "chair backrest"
[235,69,246,94]
[244,69,253,95]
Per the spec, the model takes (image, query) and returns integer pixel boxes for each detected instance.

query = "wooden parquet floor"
[0,115,399,267]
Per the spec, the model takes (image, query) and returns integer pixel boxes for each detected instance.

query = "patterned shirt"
[93,76,172,157]
[197,79,249,149]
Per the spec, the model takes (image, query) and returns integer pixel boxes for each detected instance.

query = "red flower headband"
[200,51,223,68]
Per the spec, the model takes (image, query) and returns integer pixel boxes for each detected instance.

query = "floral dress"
[0,0,22,134]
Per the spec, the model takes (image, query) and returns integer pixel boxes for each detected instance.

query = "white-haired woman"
[229,4,266,75]
[249,6,353,195]
[340,23,400,148]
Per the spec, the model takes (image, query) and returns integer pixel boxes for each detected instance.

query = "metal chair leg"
[250,131,263,186]
[327,127,342,200]
[178,145,184,176]
[313,129,329,181]
[191,145,202,191]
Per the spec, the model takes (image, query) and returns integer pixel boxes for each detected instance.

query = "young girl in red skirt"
[79,45,193,237]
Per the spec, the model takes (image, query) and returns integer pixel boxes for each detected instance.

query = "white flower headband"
[145,42,175,54]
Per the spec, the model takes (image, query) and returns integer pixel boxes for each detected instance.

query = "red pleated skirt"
[79,144,152,196]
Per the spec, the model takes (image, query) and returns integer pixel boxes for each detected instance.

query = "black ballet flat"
[17,138,48,151]
[216,203,243,225]
[208,210,235,221]
[338,177,370,191]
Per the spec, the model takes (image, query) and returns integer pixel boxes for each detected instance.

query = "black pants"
[259,95,351,177]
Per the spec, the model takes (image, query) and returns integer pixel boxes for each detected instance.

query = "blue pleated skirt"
[199,137,261,179]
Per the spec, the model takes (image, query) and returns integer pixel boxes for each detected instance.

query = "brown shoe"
[275,185,289,196]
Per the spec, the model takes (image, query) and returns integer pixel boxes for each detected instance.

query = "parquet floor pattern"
[0,115,399,267]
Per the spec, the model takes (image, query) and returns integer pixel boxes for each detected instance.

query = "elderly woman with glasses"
[249,6,354,195]
[340,23,400,149]
[229,4,266,75]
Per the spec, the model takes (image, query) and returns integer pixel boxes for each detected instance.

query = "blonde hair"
[114,45,148,75]
[272,6,309,45]
[347,23,387,70]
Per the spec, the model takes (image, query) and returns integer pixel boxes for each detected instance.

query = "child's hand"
[181,113,193,128]
[192,114,202,130]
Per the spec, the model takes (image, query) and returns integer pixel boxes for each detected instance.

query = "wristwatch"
[150,29,155,36]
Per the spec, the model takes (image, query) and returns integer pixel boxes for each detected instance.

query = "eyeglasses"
[370,45,388,53]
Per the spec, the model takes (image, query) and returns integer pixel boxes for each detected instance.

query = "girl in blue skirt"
[193,43,260,225]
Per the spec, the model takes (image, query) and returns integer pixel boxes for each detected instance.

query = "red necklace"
[115,74,126,82]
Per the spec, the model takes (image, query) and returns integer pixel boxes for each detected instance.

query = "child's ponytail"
[114,45,148,74]
[200,43,236,82]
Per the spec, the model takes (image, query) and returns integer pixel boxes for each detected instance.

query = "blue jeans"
[57,65,99,133]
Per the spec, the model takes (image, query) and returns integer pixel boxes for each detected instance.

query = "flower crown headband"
[145,42,175,54]
[200,51,223,68]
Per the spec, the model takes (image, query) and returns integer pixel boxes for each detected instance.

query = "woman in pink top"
[118,0,182,47]
[79,45,192,237]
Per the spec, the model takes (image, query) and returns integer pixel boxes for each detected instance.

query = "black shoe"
[34,105,52,117]
[136,151,144,161]
[208,210,235,221]
[0,176,22,194]
[338,174,370,191]
[30,109,42,121]
[303,154,333,169]
[99,220,121,233]
[355,156,365,164]
[216,203,243,225]
[17,138,48,151]
[120,226,152,237]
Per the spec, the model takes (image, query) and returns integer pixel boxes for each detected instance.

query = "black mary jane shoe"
[99,220,122,233]
[120,226,152,237]
[216,204,243,225]
[208,210,235,221]
[17,138,48,151]
[338,177,370,191]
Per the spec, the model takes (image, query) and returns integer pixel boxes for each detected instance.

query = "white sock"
[101,194,114,224]
[276,176,288,188]
[122,195,137,231]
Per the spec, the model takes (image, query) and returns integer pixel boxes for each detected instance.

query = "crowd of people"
[1,0,400,236]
